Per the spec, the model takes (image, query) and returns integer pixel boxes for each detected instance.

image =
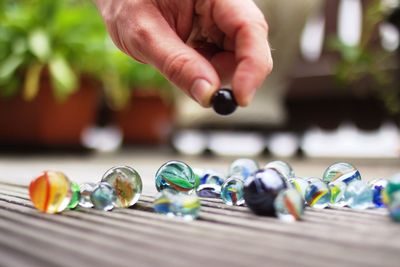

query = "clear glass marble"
[153,189,201,221]
[264,160,295,181]
[155,160,198,194]
[305,178,331,209]
[90,182,117,211]
[221,176,245,206]
[171,193,201,221]
[344,180,373,210]
[322,162,361,185]
[102,165,142,208]
[79,182,96,208]
[228,158,259,181]
[274,188,304,222]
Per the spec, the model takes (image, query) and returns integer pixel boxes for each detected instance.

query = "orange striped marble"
[29,171,72,213]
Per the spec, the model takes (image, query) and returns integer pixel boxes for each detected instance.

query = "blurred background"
[0,0,400,159]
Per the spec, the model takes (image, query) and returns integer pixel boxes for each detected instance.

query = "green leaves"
[28,28,51,61]
[49,54,77,100]
[0,54,23,82]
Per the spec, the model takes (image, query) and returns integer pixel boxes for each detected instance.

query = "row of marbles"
[152,159,400,223]
[29,166,142,213]
[29,159,400,223]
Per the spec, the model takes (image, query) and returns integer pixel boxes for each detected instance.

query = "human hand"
[95,0,272,107]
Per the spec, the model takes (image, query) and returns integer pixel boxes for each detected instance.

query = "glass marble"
[228,158,259,181]
[304,178,331,209]
[368,178,388,208]
[199,170,224,186]
[329,181,347,207]
[322,162,361,185]
[90,182,117,211]
[153,189,176,216]
[29,171,72,214]
[274,188,304,222]
[212,88,237,115]
[264,160,295,181]
[388,191,400,222]
[243,168,288,216]
[221,176,245,206]
[288,177,309,200]
[382,174,400,205]
[171,193,201,221]
[196,184,221,198]
[155,160,199,194]
[102,165,142,208]
[344,180,373,210]
[205,173,225,186]
[67,182,81,210]
[79,182,96,208]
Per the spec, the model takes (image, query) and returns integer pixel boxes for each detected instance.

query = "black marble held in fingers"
[212,88,237,115]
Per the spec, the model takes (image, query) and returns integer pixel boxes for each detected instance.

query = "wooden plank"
[0,183,399,267]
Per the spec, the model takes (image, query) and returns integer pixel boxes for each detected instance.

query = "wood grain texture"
[0,183,399,267]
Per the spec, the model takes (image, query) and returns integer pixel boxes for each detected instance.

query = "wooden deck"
[0,182,399,267]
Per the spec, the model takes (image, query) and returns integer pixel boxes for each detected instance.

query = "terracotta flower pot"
[0,74,99,147]
[113,90,175,145]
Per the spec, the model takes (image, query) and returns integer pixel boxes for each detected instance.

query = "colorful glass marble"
[344,180,373,210]
[382,174,400,205]
[274,188,304,222]
[304,178,331,209]
[196,184,221,198]
[329,181,347,207]
[155,160,199,194]
[205,173,225,186]
[288,177,309,200]
[388,191,400,222]
[221,176,245,206]
[368,178,388,208]
[171,193,201,221]
[29,171,72,214]
[322,162,361,185]
[67,182,81,210]
[199,169,224,186]
[243,168,288,215]
[79,182,96,208]
[228,158,259,181]
[153,189,176,216]
[90,182,117,211]
[264,160,295,181]
[153,190,201,220]
[102,165,142,208]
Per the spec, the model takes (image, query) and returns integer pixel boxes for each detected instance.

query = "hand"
[95,0,273,107]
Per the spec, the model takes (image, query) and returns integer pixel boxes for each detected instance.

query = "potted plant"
[0,0,108,147]
[105,50,175,145]
[329,1,400,122]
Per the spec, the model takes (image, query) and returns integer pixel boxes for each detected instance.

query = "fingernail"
[190,79,213,107]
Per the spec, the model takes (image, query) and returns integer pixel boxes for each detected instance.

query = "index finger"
[212,0,273,106]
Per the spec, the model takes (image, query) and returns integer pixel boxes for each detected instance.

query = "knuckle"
[162,52,193,84]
